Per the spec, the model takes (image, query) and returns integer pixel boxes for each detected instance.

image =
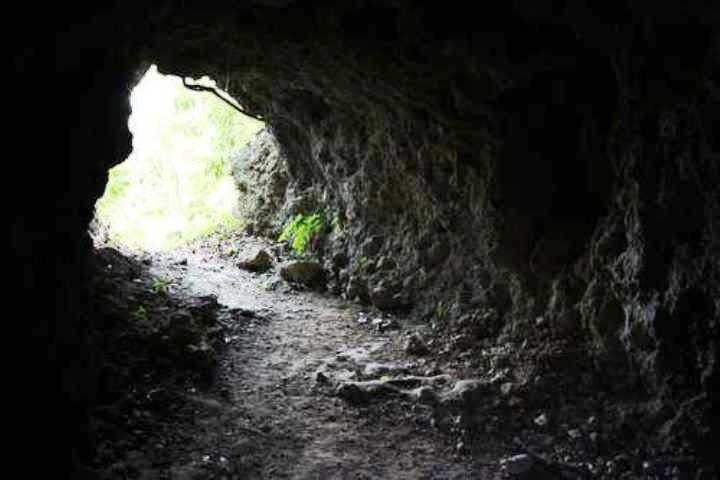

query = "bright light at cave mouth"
[93,65,264,252]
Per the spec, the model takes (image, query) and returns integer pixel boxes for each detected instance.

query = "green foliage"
[279,211,326,255]
[132,305,148,322]
[151,276,173,295]
[435,301,449,321]
[95,65,263,251]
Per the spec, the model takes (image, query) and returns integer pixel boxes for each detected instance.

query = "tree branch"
[181,77,264,122]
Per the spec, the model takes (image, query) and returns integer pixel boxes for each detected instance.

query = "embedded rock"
[335,380,400,405]
[440,379,492,409]
[237,249,274,273]
[279,260,325,286]
[369,281,406,311]
[404,334,430,356]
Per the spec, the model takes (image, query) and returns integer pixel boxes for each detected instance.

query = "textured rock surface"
[9,1,719,475]
[279,260,325,286]
[231,128,289,236]
[236,248,274,272]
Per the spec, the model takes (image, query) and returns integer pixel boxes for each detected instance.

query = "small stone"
[369,285,403,310]
[508,396,523,407]
[413,386,436,404]
[315,371,328,383]
[405,334,429,356]
[534,413,548,427]
[500,454,535,475]
[440,379,490,408]
[336,382,366,404]
[335,380,397,404]
[376,318,399,332]
[568,428,581,439]
[500,382,514,396]
[280,260,325,286]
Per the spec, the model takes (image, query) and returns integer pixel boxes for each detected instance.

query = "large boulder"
[279,260,325,286]
[237,249,273,273]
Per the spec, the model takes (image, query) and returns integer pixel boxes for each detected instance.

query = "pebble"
[500,382,514,396]
[500,454,535,475]
[413,386,436,404]
[508,396,523,407]
[534,413,548,427]
[405,333,429,356]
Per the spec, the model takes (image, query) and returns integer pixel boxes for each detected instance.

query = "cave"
[11,2,718,478]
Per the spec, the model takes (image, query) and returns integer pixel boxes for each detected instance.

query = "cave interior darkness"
[9,1,720,477]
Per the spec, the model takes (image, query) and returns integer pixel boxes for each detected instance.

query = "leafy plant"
[435,301,449,321]
[151,276,173,295]
[132,305,148,322]
[279,211,326,255]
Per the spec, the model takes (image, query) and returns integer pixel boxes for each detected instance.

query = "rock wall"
[148,1,719,398]
[231,128,290,236]
[10,1,719,474]
[10,5,135,473]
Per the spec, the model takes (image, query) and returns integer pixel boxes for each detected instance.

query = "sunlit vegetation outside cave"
[94,65,264,251]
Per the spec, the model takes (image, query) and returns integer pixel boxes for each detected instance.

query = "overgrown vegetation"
[279,211,326,255]
[94,65,263,251]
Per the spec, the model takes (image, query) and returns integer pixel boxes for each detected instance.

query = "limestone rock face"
[232,128,289,237]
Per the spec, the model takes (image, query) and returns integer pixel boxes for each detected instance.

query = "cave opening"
[91,64,264,252]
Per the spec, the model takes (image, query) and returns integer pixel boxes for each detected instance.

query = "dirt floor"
[86,234,715,479]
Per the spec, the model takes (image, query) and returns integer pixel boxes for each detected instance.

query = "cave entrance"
[91,65,264,251]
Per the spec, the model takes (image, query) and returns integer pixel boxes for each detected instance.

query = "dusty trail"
[146,243,492,479]
[92,240,707,479]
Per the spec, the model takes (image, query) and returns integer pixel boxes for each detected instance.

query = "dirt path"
[90,240,713,479]
[142,242,493,479]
